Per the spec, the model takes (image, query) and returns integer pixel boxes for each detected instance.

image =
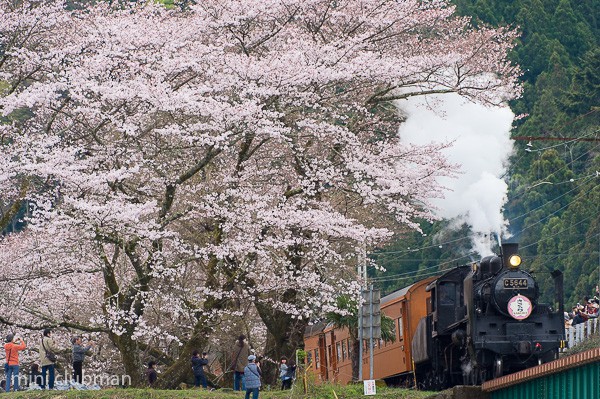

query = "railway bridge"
[481,347,600,399]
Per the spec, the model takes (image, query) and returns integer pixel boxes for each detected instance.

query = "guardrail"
[564,317,599,349]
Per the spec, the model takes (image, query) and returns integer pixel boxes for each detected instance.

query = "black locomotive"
[412,243,565,390]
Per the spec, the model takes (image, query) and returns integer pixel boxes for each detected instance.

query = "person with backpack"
[243,355,261,399]
[39,329,60,389]
[191,350,209,388]
[4,333,26,392]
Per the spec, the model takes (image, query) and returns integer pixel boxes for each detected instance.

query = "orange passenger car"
[304,276,436,385]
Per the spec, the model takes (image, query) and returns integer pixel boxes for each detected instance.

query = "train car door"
[318,334,327,381]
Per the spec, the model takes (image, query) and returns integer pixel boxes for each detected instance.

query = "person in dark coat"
[29,363,43,388]
[146,361,158,387]
[191,350,209,388]
[282,360,296,390]
[243,355,261,399]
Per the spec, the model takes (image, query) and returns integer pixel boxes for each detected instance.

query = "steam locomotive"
[412,243,565,389]
[304,243,565,389]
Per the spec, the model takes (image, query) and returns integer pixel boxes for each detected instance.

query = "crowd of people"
[3,329,296,395]
[3,328,94,392]
[564,286,599,328]
[225,335,296,399]
[145,334,296,399]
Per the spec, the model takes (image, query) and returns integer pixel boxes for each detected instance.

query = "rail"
[564,317,599,349]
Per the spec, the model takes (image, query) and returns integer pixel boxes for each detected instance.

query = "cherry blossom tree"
[0,0,520,386]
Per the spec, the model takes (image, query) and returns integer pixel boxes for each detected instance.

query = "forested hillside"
[375,0,600,308]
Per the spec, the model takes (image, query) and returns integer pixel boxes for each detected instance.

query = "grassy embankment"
[2,384,434,399]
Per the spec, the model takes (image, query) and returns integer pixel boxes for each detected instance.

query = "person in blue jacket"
[191,350,209,389]
[243,355,261,399]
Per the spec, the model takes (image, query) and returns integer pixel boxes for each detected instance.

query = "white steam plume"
[397,94,514,256]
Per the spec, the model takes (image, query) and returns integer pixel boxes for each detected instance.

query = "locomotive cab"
[428,266,470,335]
[413,243,565,390]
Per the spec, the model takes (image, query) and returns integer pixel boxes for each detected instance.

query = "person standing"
[71,336,94,384]
[39,329,60,390]
[4,333,26,392]
[282,360,296,390]
[146,361,158,387]
[191,350,209,389]
[243,355,261,399]
[231,335,250,391]
[279,358,288,390]
[29,363,43,388]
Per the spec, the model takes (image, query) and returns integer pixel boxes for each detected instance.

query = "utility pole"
[358,242,366,381]
[369,284,374,380]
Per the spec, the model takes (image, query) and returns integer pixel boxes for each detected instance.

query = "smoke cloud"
[397,94,514,256]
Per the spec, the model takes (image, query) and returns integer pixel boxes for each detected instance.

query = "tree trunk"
[255,300,309,385]
[111,332,144,387]
[155,323,210,389]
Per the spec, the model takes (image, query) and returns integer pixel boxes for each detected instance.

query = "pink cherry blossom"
[0,0,520,384]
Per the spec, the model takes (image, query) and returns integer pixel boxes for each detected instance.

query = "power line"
[373,171,597,261]
[370,252,477,282]
[370,113,600,280]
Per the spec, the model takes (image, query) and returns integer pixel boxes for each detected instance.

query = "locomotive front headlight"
[508,255,522,269]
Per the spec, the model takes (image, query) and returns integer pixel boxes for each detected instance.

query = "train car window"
[336,342,342,362]
[314,349,320,369]
[439,282,456,305]
[398,316,404,340]
[426,297,432,313]
[342,340,347,360]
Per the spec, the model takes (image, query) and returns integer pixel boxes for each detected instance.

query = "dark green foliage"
[564,48,600,116]
[376,0,600,310]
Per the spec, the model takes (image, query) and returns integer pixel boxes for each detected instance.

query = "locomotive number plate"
[504,278,528,289]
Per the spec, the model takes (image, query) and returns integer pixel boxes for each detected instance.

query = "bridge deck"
[482,348,600,397]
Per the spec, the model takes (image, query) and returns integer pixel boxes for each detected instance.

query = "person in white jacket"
[39,329,60,389]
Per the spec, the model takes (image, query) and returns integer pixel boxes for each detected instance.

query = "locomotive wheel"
[462,364,477,386]
[426,370,436,390]
[493,355,503,379]
[436,370,448,390]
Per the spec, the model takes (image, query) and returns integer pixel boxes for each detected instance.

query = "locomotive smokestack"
[501,243,519,269]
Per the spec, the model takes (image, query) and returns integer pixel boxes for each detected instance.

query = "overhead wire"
[513,174,598,234]
[370,113,600,285]
[522,127,600,154]
[373,171,597,263]
[370,251,477,282]
[370,234,471,257]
